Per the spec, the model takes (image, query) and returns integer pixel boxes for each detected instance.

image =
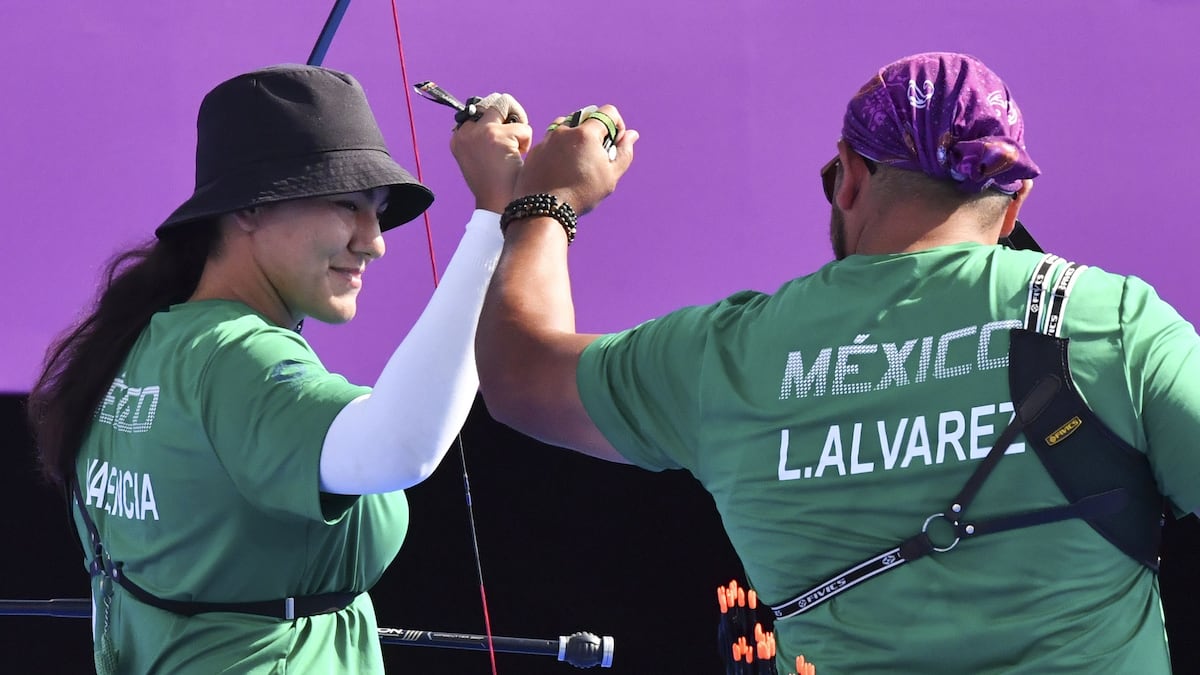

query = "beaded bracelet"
[499,193,579,245]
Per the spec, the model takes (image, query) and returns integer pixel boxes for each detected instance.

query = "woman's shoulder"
[152,299,317,365]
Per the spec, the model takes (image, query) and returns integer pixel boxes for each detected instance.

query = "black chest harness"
[769,255,1166,621]
[71,477,358,621]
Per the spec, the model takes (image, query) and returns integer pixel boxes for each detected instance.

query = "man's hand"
[450,93,532,213]
[516,104,638,216]
[473,104,636,464]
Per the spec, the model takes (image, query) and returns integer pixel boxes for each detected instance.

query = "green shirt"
[74,300,408,674]
[578,243,1200,674]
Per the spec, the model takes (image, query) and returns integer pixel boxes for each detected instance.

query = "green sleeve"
[577,291,762,472]
[1120,276,1200,514]
[200,325,370,522]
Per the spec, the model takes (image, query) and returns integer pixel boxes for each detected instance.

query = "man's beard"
[829,205,848,260]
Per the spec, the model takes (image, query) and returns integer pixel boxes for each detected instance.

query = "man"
[476,53,1200,673]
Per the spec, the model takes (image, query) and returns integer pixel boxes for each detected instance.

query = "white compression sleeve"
[319,210,502,494]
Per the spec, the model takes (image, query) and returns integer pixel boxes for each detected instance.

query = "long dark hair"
[27,222,221,487]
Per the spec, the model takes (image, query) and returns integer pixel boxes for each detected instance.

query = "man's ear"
[999,179,1033,238]
[834,139,869,211]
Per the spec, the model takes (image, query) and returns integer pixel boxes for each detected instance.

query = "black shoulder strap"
[1011,256,1165,571]
[1022,254,1064,334]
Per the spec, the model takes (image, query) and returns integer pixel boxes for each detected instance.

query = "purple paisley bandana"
[842,52,1040,194]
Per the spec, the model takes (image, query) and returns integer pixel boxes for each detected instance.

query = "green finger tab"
[583,111,618,144]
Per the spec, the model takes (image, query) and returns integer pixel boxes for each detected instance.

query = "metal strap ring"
[921,512,961,553]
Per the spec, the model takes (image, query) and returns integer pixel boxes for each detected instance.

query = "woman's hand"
[450,93,533,213]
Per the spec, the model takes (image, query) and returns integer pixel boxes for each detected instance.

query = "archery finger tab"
[415,81,468,112]
[581,110,619,160]
[451,96,485,126]
[566,105,599,128]
[583,110,618,140]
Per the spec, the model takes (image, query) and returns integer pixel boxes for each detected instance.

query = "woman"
[26,64,531,673]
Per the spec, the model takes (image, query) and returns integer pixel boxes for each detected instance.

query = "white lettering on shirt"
[777,400,1025,482]
[96,374,160,433]
[779,321,1019,400]
[85,458,159,521]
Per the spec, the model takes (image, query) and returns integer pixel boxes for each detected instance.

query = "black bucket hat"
[156,64,433,237]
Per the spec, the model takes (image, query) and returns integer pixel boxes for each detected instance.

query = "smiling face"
[241,187,390,326]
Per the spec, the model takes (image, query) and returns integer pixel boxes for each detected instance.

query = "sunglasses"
[819,154,1043,252]
[820,154,877,203]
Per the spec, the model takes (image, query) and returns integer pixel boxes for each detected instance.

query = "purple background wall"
[3,3,1200,672]
[2,0,1197,394]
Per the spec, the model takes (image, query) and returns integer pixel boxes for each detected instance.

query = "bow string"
[307,2,500,673]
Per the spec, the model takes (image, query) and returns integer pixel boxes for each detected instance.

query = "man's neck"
[854,207,1001,255]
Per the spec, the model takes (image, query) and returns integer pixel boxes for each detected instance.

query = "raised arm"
[476,105,639,463]
[319,98,533,494]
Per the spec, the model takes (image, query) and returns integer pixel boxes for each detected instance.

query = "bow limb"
[307,0,353,66]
